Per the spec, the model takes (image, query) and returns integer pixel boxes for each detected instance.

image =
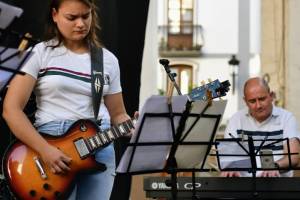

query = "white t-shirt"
[222,106,300,177]
[21,41,122,126]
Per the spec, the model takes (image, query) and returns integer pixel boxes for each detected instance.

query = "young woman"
[3,0,131,199]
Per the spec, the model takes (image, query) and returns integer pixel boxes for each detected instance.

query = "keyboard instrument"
[144,176,300,199]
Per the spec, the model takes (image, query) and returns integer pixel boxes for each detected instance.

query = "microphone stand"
[160,59,195,200]
[159,59,182,96]
[248,136,258,199]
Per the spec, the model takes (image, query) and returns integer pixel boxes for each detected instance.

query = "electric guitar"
[3,119,134,200]
[3,79,230,200]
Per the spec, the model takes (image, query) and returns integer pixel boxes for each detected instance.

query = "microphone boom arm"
[159,59,183,96]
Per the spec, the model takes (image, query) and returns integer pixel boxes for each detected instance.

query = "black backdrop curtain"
[99,1,149,200]
[0,1,150,200]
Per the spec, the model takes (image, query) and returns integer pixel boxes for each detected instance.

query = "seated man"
[220,77,300,177]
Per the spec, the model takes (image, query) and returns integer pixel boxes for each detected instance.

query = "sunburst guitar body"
[3,119,134,200]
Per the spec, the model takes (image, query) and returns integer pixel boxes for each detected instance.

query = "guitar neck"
[85,119,134,152]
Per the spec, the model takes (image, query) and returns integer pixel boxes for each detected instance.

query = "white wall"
[139,0,159,109]
[197,0,238,54]
[140,0,261,124]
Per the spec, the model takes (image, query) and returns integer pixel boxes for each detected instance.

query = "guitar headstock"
[188,79,230,101]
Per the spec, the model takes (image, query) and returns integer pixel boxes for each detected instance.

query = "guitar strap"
[90,45,104,123]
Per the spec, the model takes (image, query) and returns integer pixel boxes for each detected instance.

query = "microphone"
[159,58,182,95]
[159,59,173,79]
[159,59,171,73]
[159,59,169,66]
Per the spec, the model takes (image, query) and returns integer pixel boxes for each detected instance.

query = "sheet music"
[117,95,188,173]
[217,141,252,169]
[217,141,278,177]
[217,139,286,175]
[117,96,227,173]
[0,2,23,29]
[175,100,227,168]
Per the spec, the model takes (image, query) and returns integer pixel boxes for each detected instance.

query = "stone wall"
[261,0,300,176]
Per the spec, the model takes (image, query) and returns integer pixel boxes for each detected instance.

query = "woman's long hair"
[44,0,102,48]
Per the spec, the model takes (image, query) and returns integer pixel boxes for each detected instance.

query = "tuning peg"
[221,80,231,92]
[206,90,213,106]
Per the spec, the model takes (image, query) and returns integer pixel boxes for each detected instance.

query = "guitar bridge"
[74,138,90,159]
[33,156,47,179]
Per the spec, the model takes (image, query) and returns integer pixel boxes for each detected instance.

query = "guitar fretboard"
[85,119,134,152]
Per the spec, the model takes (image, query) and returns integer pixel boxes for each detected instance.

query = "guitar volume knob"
[29,190,36,197]
[43,183,51,190]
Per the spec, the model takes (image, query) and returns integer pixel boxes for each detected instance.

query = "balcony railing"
[158,24,204,57]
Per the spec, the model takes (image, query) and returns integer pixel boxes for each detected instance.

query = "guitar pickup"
[74,138,90,159]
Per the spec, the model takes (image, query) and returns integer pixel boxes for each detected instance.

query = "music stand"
[0,46,34,96]
[117,95,227,199]
[214,136,300,198]
[0,2,35,95]
[216,137,300,174]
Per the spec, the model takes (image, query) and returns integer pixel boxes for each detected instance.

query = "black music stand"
[214,136,300,199]
[117,95,227,200]
[0,2,36,95]
[0,3,38,101]
[215,137,299,174]
[0,46,34,94]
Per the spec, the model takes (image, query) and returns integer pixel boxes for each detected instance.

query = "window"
[167,0,194,50]
[168,0,193,34]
